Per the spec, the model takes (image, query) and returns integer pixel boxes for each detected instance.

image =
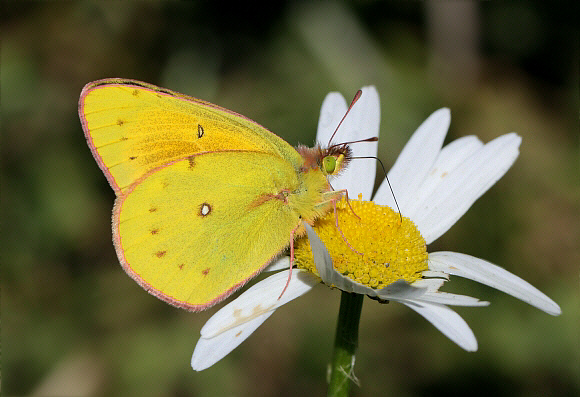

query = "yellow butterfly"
[79,79,354,311]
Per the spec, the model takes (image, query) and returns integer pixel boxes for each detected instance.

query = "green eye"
[323,156,336,174]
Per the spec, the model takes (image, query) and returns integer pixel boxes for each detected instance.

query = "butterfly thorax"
[283,144,351,224]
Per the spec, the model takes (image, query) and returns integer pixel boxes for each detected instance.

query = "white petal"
[428,252,562,315]
[403,135,483,221]
[374,108,450,210]
[376,279,427,300]
[200,269,319,339]
[414,133,522,244]
[417,292,489,307]
[316,92,348,145]
[326,86,380,200]
[303,224,334,283]
[263,256,291,272]
[191,269,319,371]
[399,300,478,351]
[420,270,450,280]
[411,277,447,291]
[323,270,377,296]
[411,278,488,306]
[192,311,274,371]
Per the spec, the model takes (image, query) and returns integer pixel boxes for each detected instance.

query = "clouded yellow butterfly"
[79,79,353,311]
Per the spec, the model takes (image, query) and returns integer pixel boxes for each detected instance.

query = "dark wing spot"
[132,89,140,96]
[202,268,210,276]
[188,156,196,169]
[178,264,185,270]
[129,156,137,160]
[197,124,204,138]
[199,203,212,216]
[156,250,167,258]
[149,206,158,212]
[151,228,159,235]
[120,136,128,141]
[116,118,125,126]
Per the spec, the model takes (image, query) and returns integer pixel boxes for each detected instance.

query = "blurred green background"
[2,1,578,396]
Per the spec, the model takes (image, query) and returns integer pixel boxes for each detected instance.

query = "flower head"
[295,198,428,289]
[191,86,561,371]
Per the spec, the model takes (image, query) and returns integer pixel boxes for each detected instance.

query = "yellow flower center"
[294,196,428,289]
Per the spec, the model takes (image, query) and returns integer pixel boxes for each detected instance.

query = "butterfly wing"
[114,150,311,311]
[79,79,303,195]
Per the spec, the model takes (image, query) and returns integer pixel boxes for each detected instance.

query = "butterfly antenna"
[327,90,362,146]
[328,136,378,151]
[353,155,403,224]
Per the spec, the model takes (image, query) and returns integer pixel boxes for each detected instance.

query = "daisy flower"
[191,86,561,372]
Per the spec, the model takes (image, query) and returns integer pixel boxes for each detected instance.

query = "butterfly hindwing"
[113,151,307,311]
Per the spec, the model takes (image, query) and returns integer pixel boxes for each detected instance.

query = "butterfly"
[79,79,359,311]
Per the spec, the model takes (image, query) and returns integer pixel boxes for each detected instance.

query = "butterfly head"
[321,144,352,176]
[297,144,352,177]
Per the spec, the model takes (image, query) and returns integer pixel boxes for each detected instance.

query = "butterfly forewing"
[80,79,302,194]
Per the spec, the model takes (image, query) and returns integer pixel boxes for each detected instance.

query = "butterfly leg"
[332,190,363,256]
[343,190,362,220]
[277,223,301,300]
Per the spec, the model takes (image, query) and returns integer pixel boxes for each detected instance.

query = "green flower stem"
[327,291,364,397]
